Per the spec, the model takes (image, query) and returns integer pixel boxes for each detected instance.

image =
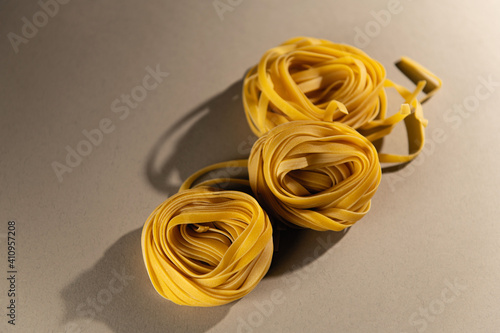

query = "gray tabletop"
[1,0,499,332]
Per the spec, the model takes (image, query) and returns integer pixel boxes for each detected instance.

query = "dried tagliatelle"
[243,36,442,163]
[248,120,381,231]
[141,187,273,306]
[141,37,442,307]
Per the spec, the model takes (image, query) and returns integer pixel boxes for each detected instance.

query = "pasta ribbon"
[243,36,442,163]
[248,120,381,231]
[141,187,273,306]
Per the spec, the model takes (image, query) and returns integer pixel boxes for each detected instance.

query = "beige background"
[1,0,500,332]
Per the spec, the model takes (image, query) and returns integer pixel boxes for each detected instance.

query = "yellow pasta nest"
[243,36,386,136]
[248,120,381,231]
[141,187,273,306]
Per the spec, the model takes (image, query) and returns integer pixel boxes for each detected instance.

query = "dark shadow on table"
[267,224,349,277]
[382,161,411,174]
[60,228,230,333]
[145,79,255,196]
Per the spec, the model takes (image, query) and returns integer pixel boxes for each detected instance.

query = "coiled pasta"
[248,120,381,231]
[141,187,273,306]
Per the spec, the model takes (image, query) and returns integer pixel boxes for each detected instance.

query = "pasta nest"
[249,120,381,231]
[141,187,273,306]
[243,36,386,136]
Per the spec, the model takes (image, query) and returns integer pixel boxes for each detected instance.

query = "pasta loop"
[141,187,273,306]
[248,120,381,231]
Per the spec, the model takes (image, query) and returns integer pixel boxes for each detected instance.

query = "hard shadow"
[267,224,349,277]
[60,228,230,333]
[382,161,412,174]
[145,79,255,195]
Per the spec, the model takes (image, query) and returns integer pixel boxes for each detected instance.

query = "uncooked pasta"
[141,187,273,306]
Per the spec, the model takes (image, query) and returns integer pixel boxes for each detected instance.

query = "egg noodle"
[141,187,273,306]
[248,120,381,231]
[141,37,441,306]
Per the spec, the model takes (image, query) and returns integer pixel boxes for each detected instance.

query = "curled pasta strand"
[180,159,249,191]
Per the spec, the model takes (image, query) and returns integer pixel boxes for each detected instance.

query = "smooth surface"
[1,0,499,332]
